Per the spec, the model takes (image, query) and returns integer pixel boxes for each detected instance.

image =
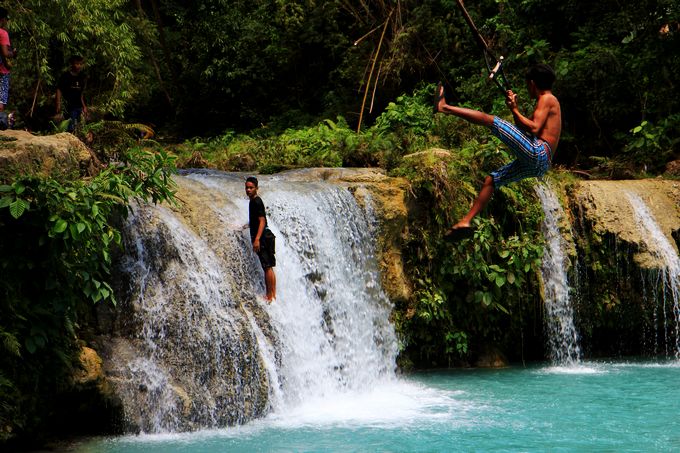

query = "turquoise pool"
[70,360,680,452]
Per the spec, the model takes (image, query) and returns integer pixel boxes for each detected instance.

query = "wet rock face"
[301,168,413,304]
[93,169,404,433]
[0,130,98,181]
[96,179,275,433]
[569,179,680,357]
[571,180,680,268]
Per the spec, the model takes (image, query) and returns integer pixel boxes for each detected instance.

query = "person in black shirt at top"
[245,176,277,302]
[55,55,87,132]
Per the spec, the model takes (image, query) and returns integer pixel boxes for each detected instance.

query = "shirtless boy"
[434,63,562,240]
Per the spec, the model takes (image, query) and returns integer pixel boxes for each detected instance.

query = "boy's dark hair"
[69,55,85,65]
[246,176,258,187]
[0,7,8,20]
[526,64,556,90]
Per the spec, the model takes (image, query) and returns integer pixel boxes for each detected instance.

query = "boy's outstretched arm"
[505,90,549,135]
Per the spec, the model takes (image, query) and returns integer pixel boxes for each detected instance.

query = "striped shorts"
[489,116,552,188]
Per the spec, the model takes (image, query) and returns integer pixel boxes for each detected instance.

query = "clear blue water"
[70,360,680,453]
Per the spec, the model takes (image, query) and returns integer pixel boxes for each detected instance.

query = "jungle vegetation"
[1,0,679,446]
[3,0,678,171]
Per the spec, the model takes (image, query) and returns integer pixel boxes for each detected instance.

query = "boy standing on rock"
[56,55,88,132]
[434,63,562,240]
[245,176,277,302]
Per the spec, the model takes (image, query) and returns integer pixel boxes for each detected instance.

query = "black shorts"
[256,229,276,269]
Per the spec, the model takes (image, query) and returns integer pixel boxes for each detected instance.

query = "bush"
[0,145,176,442]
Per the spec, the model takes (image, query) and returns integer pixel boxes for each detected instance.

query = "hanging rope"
[455,0,511,94]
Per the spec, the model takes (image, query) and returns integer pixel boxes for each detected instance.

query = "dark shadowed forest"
[5,0,680,170]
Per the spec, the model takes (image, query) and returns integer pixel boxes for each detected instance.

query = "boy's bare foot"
[444,224,475,242]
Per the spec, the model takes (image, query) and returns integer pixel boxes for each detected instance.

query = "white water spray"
[188,172,398,409]
[108,171,398,432]
[535,183,582,364]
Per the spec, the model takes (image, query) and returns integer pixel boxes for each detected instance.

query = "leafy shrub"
[394,140,545,367]
[0,146,176,442]
[621,115,680,173]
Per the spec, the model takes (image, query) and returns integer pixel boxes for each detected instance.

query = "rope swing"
[455,0,511,94]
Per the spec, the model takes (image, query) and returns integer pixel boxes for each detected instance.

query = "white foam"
[537,364,606,375]
[263,379,469,428]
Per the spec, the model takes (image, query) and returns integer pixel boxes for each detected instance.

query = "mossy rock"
[0,130,100,183]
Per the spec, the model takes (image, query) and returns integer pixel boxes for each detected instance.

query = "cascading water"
[535,183,582,364]
[102,171,398,433]
[625,191,680,357]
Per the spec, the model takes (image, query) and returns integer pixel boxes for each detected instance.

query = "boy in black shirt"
[245,176,277,302]
[55,55,87,132]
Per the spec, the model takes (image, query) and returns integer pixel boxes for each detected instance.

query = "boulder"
[0,130,99,182]
[74,346,105,387]
[571,179,680,269]
[474,345,509,368]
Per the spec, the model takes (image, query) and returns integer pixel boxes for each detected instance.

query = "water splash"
[109,200,270,433]
[535,183,582,364]
[106,171,398,432]
[625,191,680,357]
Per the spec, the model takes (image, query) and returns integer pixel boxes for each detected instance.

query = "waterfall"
[103,171,398,433]
[625,191,680,357]
[535,183,582,364]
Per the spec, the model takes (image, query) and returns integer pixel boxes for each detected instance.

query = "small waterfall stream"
[535,183,582,364]
[104,171,397,433]
[625,191,680,357]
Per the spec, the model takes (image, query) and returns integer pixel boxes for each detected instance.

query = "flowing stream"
[535,183,582,364]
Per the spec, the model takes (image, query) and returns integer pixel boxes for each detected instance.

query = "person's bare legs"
[435,84,494,127]
[449,175,495,230]
[434,84,496,235]
[264,267,276,302]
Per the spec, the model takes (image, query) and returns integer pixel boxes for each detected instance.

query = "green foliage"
[3,0,677,176]
[411,277,467,361]
[176,117,358,171]
[8,0,148,124]
[0,146,176,442]
[621,115,680,172]
[174,88,442,172]
[373,86,434,136]
[394,142,545,367]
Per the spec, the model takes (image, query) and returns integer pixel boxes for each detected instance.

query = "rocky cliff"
[0,130,100,182]
[571,179,680,268]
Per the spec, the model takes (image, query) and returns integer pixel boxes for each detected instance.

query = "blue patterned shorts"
[0,73,9,105]
[489,116,552,188]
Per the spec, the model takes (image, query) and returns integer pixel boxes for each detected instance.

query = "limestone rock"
[402,148,451,160]
[74,346,105,387]
[73,345,117,403]
[0,130,99,182]
[571,179,680,269]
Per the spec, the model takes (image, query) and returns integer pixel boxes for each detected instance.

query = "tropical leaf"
[9,198,29,219]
